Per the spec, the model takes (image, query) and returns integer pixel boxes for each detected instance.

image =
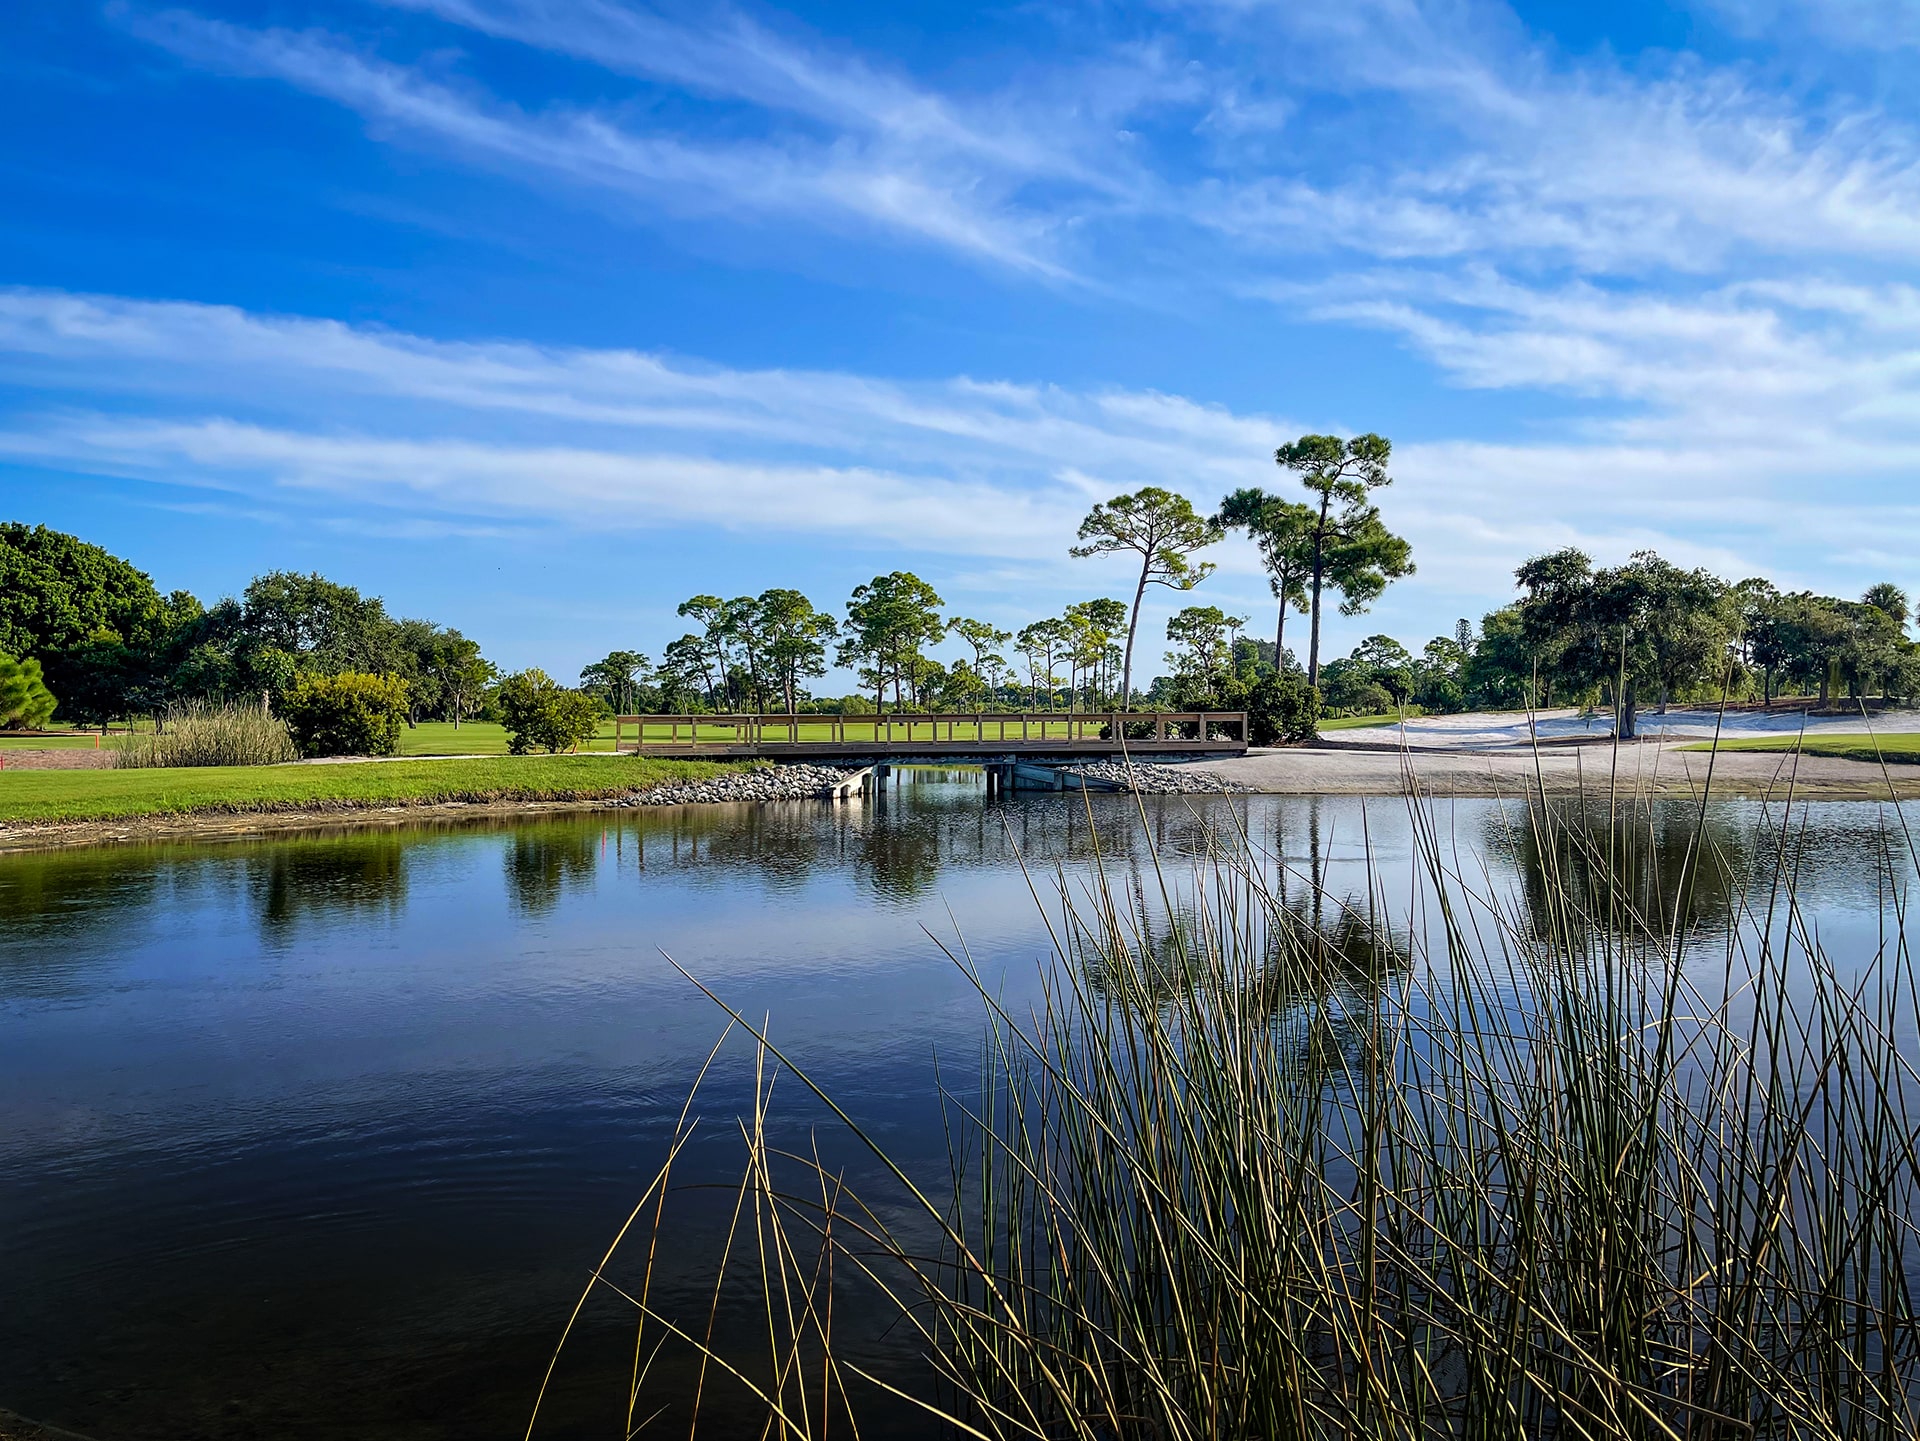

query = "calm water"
[2,775,1915,1440]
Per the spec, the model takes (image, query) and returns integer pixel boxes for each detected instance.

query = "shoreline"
[2,744,1916,854]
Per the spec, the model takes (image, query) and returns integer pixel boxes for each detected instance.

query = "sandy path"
[1192,742,1920,800]
[1318,706,1920,750]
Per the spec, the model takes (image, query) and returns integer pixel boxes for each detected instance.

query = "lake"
[2,773,1916,1439]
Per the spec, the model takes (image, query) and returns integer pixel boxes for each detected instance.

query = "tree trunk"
[1619,681,1638,740]
[1819,661,1832,709]
[1307,493,1333,688]
[1275,601,1286,669]
[1120,559,1150,709]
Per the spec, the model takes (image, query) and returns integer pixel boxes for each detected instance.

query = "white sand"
[1318,706,1920,752]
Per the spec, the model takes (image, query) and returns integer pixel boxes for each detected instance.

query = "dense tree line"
[0,524,492,729]
[1300,556,1919,736]
[14,417,1906,749]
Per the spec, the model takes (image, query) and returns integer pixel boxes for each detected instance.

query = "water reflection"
[255,833,410,935]
[1488,795,1917,959]
[504,825,598,915]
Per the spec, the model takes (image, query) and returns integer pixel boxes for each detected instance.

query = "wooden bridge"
[611,711,1249,760]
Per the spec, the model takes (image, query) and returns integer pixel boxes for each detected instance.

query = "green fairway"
[395,720,619,754]
[1680,733,1920,764]
[1319,713,1405,731]
[0,733,113,751]
[0,755,747,825]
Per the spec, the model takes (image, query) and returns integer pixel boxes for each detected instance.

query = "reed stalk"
[540,766,1920,1439]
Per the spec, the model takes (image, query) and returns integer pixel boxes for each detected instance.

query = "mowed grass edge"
[0,755,753,825]
[1679,731,1920,763]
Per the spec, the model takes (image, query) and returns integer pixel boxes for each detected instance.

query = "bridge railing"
[611,712,1248,751]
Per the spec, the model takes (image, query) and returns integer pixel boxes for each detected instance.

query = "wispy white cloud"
[381,0,1126,185]
[129,1,1920,285]
[0,289,1291,564]
[130,9,1081,275]
[2,288,1915,618]
[1189,1,1920,274]
[1698,0,1920,50]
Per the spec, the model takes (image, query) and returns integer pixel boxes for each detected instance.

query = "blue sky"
[4,0,1919,683]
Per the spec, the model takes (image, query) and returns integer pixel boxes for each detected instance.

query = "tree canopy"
[1070,487,1222,703]
[1271,434,1414,687]
[0,652,57,729]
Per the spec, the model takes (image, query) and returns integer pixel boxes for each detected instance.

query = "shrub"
[496,669,604,754]
[0,651,57,729]
[113,700,297,768]
[1247,671,1319,744]
[279,671,409,757]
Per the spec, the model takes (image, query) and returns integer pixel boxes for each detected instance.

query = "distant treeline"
[3,520,1912,742]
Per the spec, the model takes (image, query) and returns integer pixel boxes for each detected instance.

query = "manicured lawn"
[1680,733,1920,764]
[396,720,619,754]
[0,733,113,750]
[1319,714,1405,731]
[0,755,746,825]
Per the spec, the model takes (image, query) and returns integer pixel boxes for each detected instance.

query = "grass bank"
[0,755,746,825]
[1681,731,1920,763]
[1317,711,1403,730]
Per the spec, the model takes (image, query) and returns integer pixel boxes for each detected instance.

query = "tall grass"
[112,700,298,769]
[541,776,1920,1439]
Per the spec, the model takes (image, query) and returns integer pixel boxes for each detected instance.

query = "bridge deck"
[612,711,1249,760]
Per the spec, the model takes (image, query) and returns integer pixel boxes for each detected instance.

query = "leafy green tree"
[1271,435,1414,687]
[1347,635,1417,706]
[1862,582,1911,628]
[279,672,410,757]
[1413,626,1473,713]
[580,650,653,716]
[838,573,945,712]
[1016,618,1070,711]
[1733,579,1788,704]
[657,636,715,713]
[948,618,1013,707]
[936,657,990,709]
[1246,670,1320,745]
[756,589,835,713]
[1070,488,1222,705]
[1837,599,1911,702]
[1316,657,1394,716]
[496,669,603,753]
[1064,599,1128,708]
[1463,606,1531,710]
[1513,549,1736,737]
[1215,489,1316,660]
[0,652,57,728]
[1164,605,1246,685]
[0,523,190,723]
[239,572,406,677]
[675,596,735,709]
[424,631,496,727]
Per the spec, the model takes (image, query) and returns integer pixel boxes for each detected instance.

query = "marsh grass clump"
[113,700,298,768]
[540,782,1920,1440]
